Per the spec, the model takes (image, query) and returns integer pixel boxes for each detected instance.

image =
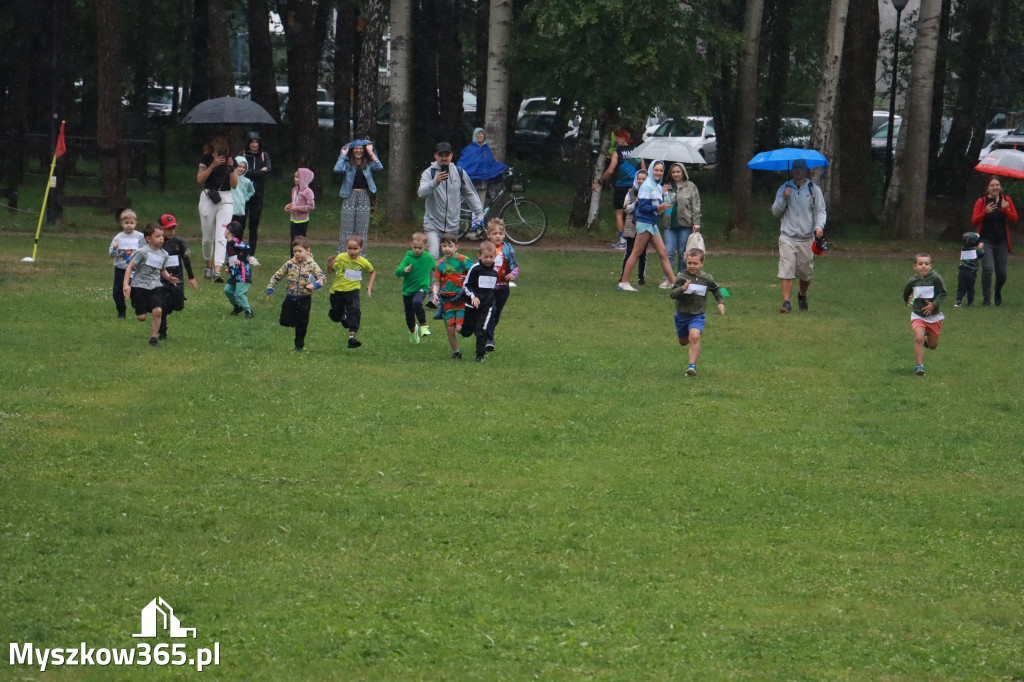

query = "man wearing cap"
[771,159,826,313]
[417,142,484,259]
[593,129,640,249]
[242,131,272,265]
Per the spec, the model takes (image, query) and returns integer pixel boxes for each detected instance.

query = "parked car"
[871,117,953,161]
[147,86,176,119]
[648,116,717,165]
[510,113,563,157]
[872,110,902,133]
[317,101,334,129]
[979,129,1010,159]
[518,97,559,120]
[991,120,1024,152]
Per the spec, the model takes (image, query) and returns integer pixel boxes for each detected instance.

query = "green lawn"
[2,234,1023,680]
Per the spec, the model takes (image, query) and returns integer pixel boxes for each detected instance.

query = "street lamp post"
[883,0,909,196]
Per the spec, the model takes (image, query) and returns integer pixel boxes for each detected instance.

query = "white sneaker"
[617,282,638,292]
[248,256,260,266]
[659,280,673,289]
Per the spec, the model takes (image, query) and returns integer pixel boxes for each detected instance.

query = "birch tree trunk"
[883,0,942,239]
[726,0,764,237]
[387,0,414,226]
[809,0,849,225]
[484,0,512,161]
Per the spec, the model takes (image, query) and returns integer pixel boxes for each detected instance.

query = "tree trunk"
[836,0,879,228]
[387,0,414,226]
[759,0,796,153]
[96,0,123,201]
[474,0,490,128]
[809,0,848,228]
[189,0,212,109]
[282,0,325,168]
[927,0,953,186]
[484,0,512,162]
[726,0,764,236]
[412,0,439,150]
[355,0,386,140]
[208,0,234,98]
[248,0,281,124]
[568,117,599,229]
[436,0,462,147]
[883,0,942,240]
[334,0,356,145]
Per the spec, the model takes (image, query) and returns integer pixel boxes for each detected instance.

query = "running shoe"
[419,325,431,337]
[410,331,420,344]
[686,364,697,376]
[659,280,673,289]
[798,295,808,312]
[779,301,792,313]
[617,282,638,292]
[915,365,925,376]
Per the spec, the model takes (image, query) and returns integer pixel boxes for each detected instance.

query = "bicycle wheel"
[457,206,473,239]
[498,198,547,245]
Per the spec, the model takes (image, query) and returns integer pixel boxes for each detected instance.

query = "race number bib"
[344,268,363,281]
[687,283,708,297]
[120,236,140,251]
[166,255,180,267]
[228,255,239,266]
[960,249,977,261]
[494,253,504,268]
[913,286,934,299]
[478,276,497,289]
[145,252,166,269]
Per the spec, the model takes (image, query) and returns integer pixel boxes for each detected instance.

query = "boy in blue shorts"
[669,248,725,376]
[430,232,473,359]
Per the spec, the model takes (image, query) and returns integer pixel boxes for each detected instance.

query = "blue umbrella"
[747,148,828,171]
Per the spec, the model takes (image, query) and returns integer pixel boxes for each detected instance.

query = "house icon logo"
[132,597,197,638]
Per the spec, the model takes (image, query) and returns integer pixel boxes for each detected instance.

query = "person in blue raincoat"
[458,128,508,237]
[334,139,384,254]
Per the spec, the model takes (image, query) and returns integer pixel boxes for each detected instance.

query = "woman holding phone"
[197,133,238,282]
[971,176,1019,306]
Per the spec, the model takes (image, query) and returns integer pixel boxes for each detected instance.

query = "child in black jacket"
[460,241,499,362]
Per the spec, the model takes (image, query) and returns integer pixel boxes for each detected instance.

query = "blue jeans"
[663,226,691,276]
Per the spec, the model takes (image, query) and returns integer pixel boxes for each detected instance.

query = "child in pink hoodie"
[285,168,316,252]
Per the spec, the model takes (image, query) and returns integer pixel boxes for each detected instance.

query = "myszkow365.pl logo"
[9,597,221,673]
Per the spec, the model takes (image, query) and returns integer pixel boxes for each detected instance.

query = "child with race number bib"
[266,236,326,351]
[327,234,375,349]
[430,232,473,359]
[954,231,984,308]
[483,218,518,351]
[224,221,254,318]
[158,214,198,340]
[669,248,725,377]
[395,231,436,343]
[460,241,500,362]
[108,209,142,318]
[903,253,947,376]
[122,223,179,347]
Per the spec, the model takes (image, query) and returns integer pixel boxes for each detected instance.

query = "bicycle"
[458,167,548,246]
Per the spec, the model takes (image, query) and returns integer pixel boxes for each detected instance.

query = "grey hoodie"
[417,161,484,232]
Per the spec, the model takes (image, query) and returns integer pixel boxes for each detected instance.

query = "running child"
[122,223,179,347]
[327,234,375,348]
[108,209,141,318]
[224,221,254,318]
[461,241,499,362]
[284,168,316,252]
[903,253,947,376]
[669,248,725,377]
[395,231,436,343]
[430,232,473,359]
[620,168,649,289]
[158,214,198,340]
[266,236,326,351]
[954,231,984,308]
[483,218,518,352]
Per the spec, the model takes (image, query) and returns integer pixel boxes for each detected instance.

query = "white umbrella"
[632,137,706,165]
[975,148,1024,180]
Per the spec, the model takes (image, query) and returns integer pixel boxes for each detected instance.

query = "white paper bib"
[478,275,497,289]
[687,283,708,297]
[913,285,935,299]
[145,252,166,268]
[345,268,363,281]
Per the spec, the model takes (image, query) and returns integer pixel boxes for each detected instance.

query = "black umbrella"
[181,97,277,125]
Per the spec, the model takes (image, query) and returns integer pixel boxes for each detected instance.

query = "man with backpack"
[771,159,826,313]
[417,142,485,259]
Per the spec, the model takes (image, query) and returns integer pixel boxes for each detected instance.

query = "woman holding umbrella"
[334,140,383,254]
[196,133,239,282]
[971,176,1019,306]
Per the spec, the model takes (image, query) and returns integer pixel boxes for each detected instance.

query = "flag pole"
[23,120,65,263]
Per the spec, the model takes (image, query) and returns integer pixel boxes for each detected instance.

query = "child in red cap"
[158,214,199,340]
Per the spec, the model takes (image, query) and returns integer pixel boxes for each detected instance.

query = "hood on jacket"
[473,127,487,146]
[632,168,649,190]
[640,160,665,197]
[297,168,314,191]
[234,156,248,175]
[667,162,690,184]
[246,131,262,151]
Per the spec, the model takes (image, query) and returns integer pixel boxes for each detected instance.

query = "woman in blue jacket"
[334,140,383,253]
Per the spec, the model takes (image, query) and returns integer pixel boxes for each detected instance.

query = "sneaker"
[117,311,126,319]
[659,280,673,289]
[244,310,254,319]
[983,298,991,306]
[204,267,213,280]
[798,295,808,312]
[779,300,792,313]
[610,240,627,250]
[419,325,431,337]
[953,302,961,308]
[686,364,697,376]
[617,282,638,292]
[295,345,304,352]
[248,256,260,266]
[994,291,1002,306]
[348,337,361,348]
[213,275,225,284]
[915,365,925,376]
[158,331,167,340]
[638,280,646,288]
[485,342,495,353]
[230,306,243,316]
[451,350,462,360]
[148,337,160,347]
[475,355,486,363]
[410,331,420,344]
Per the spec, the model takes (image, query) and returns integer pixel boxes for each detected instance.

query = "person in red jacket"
[971,176,1019,306]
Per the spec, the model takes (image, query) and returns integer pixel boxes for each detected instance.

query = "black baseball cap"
[435,142,453,153]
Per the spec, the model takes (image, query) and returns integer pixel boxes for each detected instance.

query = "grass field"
[2,232,1023,680]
